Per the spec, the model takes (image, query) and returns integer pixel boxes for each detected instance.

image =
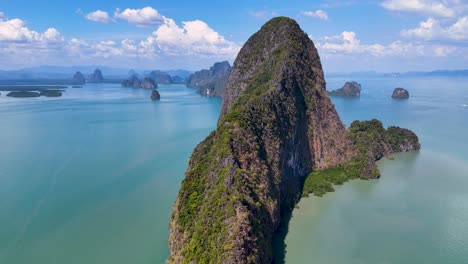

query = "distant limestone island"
[150,89,160,101]
[1,86,66,98]
[328,81,362,97]
[186,61,231,97]
[72,69,104,85]
[329,82,411,100]
[121,73,165,101]
[122,75,157,89]
[122,70,188,88]
[392,87,410,99]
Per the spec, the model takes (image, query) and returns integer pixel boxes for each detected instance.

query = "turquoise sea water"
[0,77,467,264]
[0,84,220,264]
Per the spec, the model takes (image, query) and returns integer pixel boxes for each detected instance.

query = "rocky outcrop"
[392,87,409,99]
[88,69,104,83]
[72,71,86,85]
[121,75,156,89]
[150,89,160,101]
[187,61,231,97]
[169,17,419,263]
[170,17,354,263]
[149,70,173,84]
[328,81,361,97]
[346,119,420,178]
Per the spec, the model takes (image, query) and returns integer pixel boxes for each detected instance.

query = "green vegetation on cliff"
[302,167,347,197]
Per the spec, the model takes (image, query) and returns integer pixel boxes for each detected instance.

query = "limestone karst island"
[1,2,467,264]
[169,17,420,263]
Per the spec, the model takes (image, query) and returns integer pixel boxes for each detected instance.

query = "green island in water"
[168,17,420,263]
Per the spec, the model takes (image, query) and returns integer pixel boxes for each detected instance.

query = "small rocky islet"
[150,89,160,101]
[392,87,410,99]
[328,81,362,97]
[168,17,420,263]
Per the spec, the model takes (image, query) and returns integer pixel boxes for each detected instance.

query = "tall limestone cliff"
[169,17,419,263]
[169,17,354,263]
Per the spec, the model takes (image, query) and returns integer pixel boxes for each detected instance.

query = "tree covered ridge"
[303,119,420,197]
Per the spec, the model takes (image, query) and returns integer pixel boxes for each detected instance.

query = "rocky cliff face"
[169,17,354,263]
[187,61,231,97]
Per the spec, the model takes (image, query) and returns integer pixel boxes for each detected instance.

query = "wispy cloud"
[315,31,464,58]
[249,10,277,20]
[321,0,356,8]
[85,10,112,23]
[300,10,329,20]
[381,0,455,17]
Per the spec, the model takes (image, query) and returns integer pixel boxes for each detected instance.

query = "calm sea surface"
[0,77,467,263]
[285,76,468,264]
[0,84,220,264]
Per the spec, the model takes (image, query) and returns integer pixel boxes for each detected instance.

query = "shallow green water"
[0,84,220,264]
[284,76,468,264]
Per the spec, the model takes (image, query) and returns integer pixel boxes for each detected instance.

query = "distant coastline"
[326,69,468,78]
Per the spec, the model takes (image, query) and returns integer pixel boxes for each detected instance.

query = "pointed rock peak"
[220,16,323,118]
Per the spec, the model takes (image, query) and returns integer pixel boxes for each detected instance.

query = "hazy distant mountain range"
[0,66,193,80]
[0,65,467,81]
[326,70,468,77]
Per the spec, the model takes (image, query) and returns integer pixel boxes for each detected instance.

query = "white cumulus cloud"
[114,6,168,27]
[381,0,455,17]
[300,10,329,20]
[0,10,240,69]
[0,18,63,43]
[0,11,4,21]
[402,16,468,41]
[144,18,240,57]
[85,10,112,23]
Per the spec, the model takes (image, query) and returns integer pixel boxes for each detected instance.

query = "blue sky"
[0,0,467,72]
